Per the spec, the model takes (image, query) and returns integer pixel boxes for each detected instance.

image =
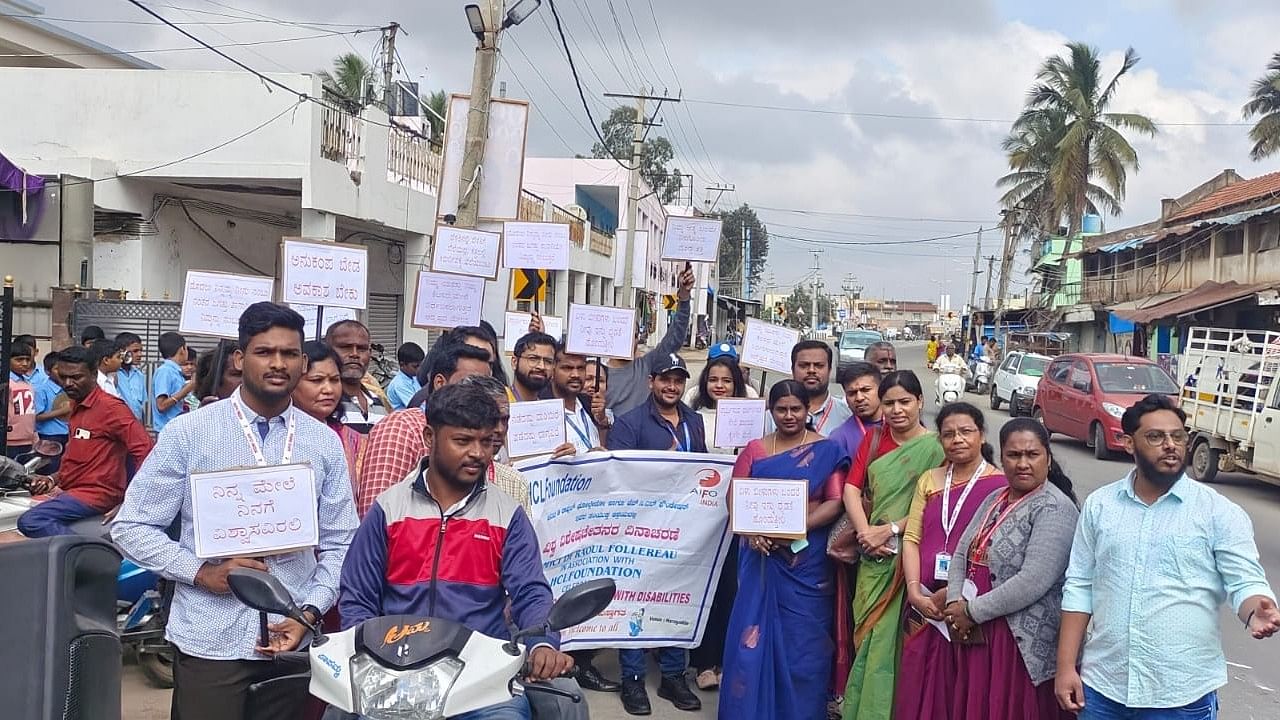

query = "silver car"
[838,329,884,369]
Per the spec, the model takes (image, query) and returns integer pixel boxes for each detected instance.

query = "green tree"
[591,106,684,204]
[1243,52,1280,160]
[421,89,448,140]
[1012,42,1156,236]
[783,286,831,330]
[715,203,769,296]
[317,52,373,105]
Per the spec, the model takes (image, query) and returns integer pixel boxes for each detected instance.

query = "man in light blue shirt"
[1057,394,1280,719]
[114,332,148,422]
[385,341,424,410]
[152,331,197,432]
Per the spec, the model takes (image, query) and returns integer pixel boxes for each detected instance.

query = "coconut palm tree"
[421,89,448,139]
[317,52,373,105]
[1012,42,1156,236]
[1243,52,1280,161]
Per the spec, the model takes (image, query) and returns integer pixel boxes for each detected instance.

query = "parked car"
[990,351,1051,416]
[838,329,884,368]
[1033,353,1179,459]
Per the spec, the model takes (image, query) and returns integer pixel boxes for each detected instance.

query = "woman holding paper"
[894,402,1006,720]
[840,371,944,720]
[686,350,754,455]
[718,380,850,720]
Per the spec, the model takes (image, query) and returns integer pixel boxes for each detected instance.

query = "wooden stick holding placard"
[314,305,324,341]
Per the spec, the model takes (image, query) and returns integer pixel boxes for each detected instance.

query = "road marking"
[1227,661,1254,669]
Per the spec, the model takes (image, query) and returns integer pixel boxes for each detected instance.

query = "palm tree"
[421,89,448,139]
[317,52,373,105]
[1012,42,1157,236]
[1243,52,1280,161]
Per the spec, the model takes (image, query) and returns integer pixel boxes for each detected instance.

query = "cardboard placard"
[190,464,319,559]
[503,221,571,271]
[290,304,359,341]
[713,398,767,449]
[431,226,501,279]
[565,304,636,360]
[178,270,275,339]
[279,238,368,310]
[411,270,486,329]
[504,311,565,352]
[661,216,723,262]
[740,319,800,375]
[730,478,808,540]
[506,399,567,458]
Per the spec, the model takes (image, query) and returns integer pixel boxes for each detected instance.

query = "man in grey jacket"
[605,266,695,415]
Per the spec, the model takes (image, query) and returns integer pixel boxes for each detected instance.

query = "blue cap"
[708,343,738,360]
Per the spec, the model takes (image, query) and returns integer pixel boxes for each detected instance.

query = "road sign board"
[512,268,548,301]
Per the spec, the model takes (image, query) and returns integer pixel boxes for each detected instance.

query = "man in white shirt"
[932,345,969,375]
[786,339,852,433]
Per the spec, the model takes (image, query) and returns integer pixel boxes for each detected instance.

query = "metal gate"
[366,293,403,354]
[70,298,217,365]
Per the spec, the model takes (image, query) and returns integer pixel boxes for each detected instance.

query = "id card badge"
[933,553,952,582]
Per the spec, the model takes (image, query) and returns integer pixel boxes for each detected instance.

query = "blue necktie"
[257,420,270,441]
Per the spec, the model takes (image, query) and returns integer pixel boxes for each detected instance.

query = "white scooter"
[970,356,993,394]
[933,362,968,405]
[228,569,615,720]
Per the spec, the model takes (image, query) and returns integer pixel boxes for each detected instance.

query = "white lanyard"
[231,399,297,466]
[564,402,595,450]
[941,460,986,546]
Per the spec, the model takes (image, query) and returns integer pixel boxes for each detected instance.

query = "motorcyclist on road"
[932,345,969,376]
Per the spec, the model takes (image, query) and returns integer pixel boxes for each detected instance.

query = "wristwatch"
[890,521,902,536]
[300,604,322,630]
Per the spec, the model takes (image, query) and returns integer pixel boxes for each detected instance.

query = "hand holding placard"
[506,399,567,458]
[661,216,723,262]
[566,303,636,360]
[740,319,801,375]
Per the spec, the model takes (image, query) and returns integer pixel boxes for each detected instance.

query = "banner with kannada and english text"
[514,450,734,650]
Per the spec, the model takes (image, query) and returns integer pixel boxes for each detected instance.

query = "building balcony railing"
[319,104,361,165]
[550,204,586,248]
[386,126,441,194]
[589,226,613,257]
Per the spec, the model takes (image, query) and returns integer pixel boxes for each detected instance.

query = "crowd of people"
[4,280,1280,720]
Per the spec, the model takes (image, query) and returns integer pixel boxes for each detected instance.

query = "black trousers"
[171,651,309,720]
[690,539,739,672]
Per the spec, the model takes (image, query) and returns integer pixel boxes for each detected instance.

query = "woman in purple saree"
[718,381,850,720]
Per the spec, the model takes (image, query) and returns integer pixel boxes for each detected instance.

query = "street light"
[502,0,543,29]
[463,4,485,39]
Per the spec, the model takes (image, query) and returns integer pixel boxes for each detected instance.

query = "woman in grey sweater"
[940,417,1079,719]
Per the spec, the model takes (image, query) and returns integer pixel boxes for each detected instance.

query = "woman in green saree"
[840,370,944,720]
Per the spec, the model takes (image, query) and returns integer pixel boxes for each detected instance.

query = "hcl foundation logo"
[690,468,724,507]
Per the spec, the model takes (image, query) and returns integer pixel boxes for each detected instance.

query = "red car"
[1033,353,1179,459]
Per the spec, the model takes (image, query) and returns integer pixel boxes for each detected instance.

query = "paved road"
[124,340,1280,718]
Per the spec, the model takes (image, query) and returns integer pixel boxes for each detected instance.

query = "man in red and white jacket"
[339,382,573,720]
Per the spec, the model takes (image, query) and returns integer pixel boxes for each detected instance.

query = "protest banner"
[503,221,571,270]
[565,303,636,360]
[660,216,723,263]
[431,226,501,279]
[411,270,486,329]
[290,304,358,341]
[279,238,368,310]
[740,318,801,374]
[516,450,734,649]
[178,270,275,339]
[503,311,565,352]
[730,478,808,540]
[506,399,566,458]
[713,398,767,449]
[190,463,318,559]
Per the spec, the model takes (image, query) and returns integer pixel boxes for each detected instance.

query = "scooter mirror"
[228,568,302,619]
[545,579,617,632]
[32,439,63,457]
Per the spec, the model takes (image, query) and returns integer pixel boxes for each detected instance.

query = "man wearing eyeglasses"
[1056,393,1280,720]
[511,332,557,403]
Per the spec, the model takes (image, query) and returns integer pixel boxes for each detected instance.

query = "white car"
[990,351,1052,416]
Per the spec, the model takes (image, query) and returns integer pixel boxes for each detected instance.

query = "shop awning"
[1117,281,1278,323]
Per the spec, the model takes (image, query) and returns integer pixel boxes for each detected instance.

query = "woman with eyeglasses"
[934,417,1079,719]
[894,402,1006,720]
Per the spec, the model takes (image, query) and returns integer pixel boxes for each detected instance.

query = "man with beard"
[113,303,358,720]
[1056,394,1280,718]
[774,339,851,435]
[339,383,573,720]
[324,320,391,433]
[551,347,606,453]
[17,346,152,537]
[863,341,898,377]
[606,353,706,714]
[511,331,557,402]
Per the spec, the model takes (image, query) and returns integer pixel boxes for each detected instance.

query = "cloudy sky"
[27,0,1280,304]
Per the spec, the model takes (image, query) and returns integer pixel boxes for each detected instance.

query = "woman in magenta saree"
[718,381,849,720]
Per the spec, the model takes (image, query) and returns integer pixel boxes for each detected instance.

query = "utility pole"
[456,3,498,228]
[967,226,983,314]
[705,183,734,212]
[742,225,751,300]
[809,251,823,339]
[994,207,1021,336]
[604,89,682,309]
[983,255,996,310]
[380,23,400,113]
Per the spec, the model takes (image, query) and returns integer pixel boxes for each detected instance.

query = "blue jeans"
[17,493,100,538]
[1082,686,1217,720]
[619,647,686,681]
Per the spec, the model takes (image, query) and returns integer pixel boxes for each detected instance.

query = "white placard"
[411,271,486,329]
[713,398,767,449]
[504,312,565,352]
[190,463,319,559]
[438,94,529,220]
[566,303,637,360]
[432,226,501,279]
[503,222,571,270]
[280,239,368,310]
[730,478,808,539]
[178,270,275,339]
[631,230,649,290]
[290,304,359,341]
[661,217,723,263]
[506,398,567,458]
[740,319,801,375]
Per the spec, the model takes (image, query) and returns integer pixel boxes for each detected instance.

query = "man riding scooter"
[931,344,970,405]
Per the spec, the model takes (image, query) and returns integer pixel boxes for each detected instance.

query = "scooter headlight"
[351,654,463,720]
